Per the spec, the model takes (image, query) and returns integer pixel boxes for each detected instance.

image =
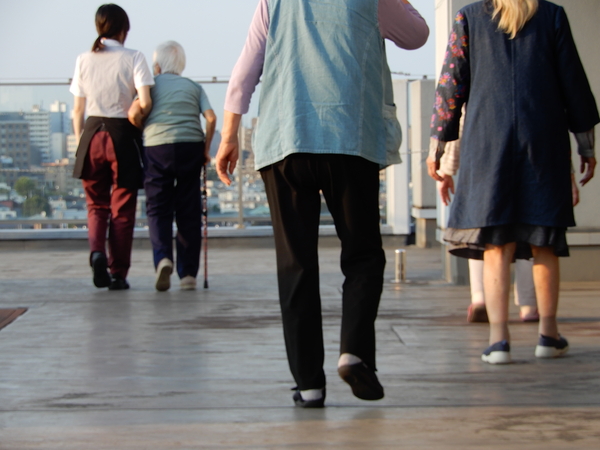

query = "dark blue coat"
[431,0,599,229]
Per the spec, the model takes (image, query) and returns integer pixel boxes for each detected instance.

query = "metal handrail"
[0,77,230,86]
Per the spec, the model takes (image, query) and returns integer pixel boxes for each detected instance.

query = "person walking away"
[71,4,154,290]
[130,41,216,291]
[427,0,598,364]
[216,0,429,407]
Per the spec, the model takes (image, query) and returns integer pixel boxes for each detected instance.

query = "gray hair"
[153,40,186,75]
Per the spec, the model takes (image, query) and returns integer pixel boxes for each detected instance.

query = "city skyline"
[0,0,436,125]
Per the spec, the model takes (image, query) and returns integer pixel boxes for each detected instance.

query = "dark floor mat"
[0,308,28,331]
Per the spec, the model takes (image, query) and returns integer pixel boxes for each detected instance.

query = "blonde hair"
[492,0,539,39]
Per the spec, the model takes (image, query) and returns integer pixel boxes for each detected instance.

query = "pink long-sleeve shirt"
[225,0,430,114]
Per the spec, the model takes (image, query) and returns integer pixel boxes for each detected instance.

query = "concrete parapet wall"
[0,225,408,251]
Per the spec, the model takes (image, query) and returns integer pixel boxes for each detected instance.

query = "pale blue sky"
[0,0,436,124]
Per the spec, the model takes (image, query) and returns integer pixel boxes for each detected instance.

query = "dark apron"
[73,117,144,190]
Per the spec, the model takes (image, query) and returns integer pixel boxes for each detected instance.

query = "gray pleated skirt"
[444,224,569,260]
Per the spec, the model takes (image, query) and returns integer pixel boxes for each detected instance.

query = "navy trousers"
[144,141,206,279]
[261,153,385,391]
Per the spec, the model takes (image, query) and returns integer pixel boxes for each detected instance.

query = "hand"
[579,156,596,186]
[571,173,580,207]
[215,140,239,186]
[127,99,144,129]
[426,156,443,182]
[204,148,212,165]
[438,174,455,206]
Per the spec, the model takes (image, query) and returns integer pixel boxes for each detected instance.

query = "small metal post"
[391,249,406,284]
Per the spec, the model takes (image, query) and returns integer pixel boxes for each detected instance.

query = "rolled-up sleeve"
[379,0,429,50]
[224,0,269,115]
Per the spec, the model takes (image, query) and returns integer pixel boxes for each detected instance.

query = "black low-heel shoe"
[338,362,384,400]
[90,252,111,288]
[109,276,130,291]
[292,387,325,408]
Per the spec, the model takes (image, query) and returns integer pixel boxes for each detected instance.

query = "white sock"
[338,353,362,368]
[300,388,323,401]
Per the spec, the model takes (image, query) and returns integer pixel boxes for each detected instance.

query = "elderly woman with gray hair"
[130,40,216,291]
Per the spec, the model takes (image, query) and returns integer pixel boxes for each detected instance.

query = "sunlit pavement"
[0,237,599,449]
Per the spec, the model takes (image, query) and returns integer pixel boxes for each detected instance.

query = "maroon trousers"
[82,131,137,279]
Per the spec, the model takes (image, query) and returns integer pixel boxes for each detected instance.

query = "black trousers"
[261,154,385,390]
[144,141,206,278]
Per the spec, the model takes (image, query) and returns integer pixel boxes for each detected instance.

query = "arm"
[427,104,466,204]
[216,111,242,186]
[127,99,144,129]
[218,0,267,184]
[579,156,596,186]
[203,109,217,163]
[379,0,429,50]
[70,56,86,142]
[224,0,269,115]
[128,49,155,127]
[571,173,580,206]
[128,85,153,128]
[137,85,153,119]
[434,139,460,206]
[72,96,86,144]
[575,128,596,186]
[426,139,455,205]
[428,10,470,190]
[439,104,466,175]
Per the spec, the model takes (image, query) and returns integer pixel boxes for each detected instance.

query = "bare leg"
[531,245,560,339]
[483,243,516,344]
[469,259,485,304]
[514,258,539,321]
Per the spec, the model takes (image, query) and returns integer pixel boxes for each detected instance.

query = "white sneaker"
[155,258,173,291]
[481,340,512,364]
[535,335,569,358]
[180,275,196,290]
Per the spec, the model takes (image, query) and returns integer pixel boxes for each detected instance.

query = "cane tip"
[204,280,209,289]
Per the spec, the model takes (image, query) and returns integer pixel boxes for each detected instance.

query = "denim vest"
[253,0,397,170]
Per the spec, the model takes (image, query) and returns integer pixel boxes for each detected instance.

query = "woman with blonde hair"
[427,0,598,363]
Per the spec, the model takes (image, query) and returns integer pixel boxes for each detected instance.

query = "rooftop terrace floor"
[0,238,599,449]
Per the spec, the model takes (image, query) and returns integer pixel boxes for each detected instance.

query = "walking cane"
[202,164,209,289]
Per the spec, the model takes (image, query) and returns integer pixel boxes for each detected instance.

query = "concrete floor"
[0,238,599,449]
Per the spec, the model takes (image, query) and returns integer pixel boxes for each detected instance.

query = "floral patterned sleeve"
[430,11,470,142]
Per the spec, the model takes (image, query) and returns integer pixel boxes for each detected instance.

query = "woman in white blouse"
[70,4,154,290]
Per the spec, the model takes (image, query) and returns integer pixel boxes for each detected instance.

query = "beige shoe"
[155,258,173,291]
[180,275,196,290]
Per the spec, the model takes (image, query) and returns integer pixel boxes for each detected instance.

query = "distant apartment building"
[23,106,51,164]
[218,186,269,213]
[43,159,79,195]
[21,102,71,165]
[49,101,71,134]
[50,132,66,162]
[66,134,77,163]
[49,101,72,162]
[0,205,17,220]
[0,114,31,169]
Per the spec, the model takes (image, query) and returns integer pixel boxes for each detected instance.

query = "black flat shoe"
[90,252,111,288]
[338,362,384,401]
[109,276,130,291]
[292,387,325,408]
